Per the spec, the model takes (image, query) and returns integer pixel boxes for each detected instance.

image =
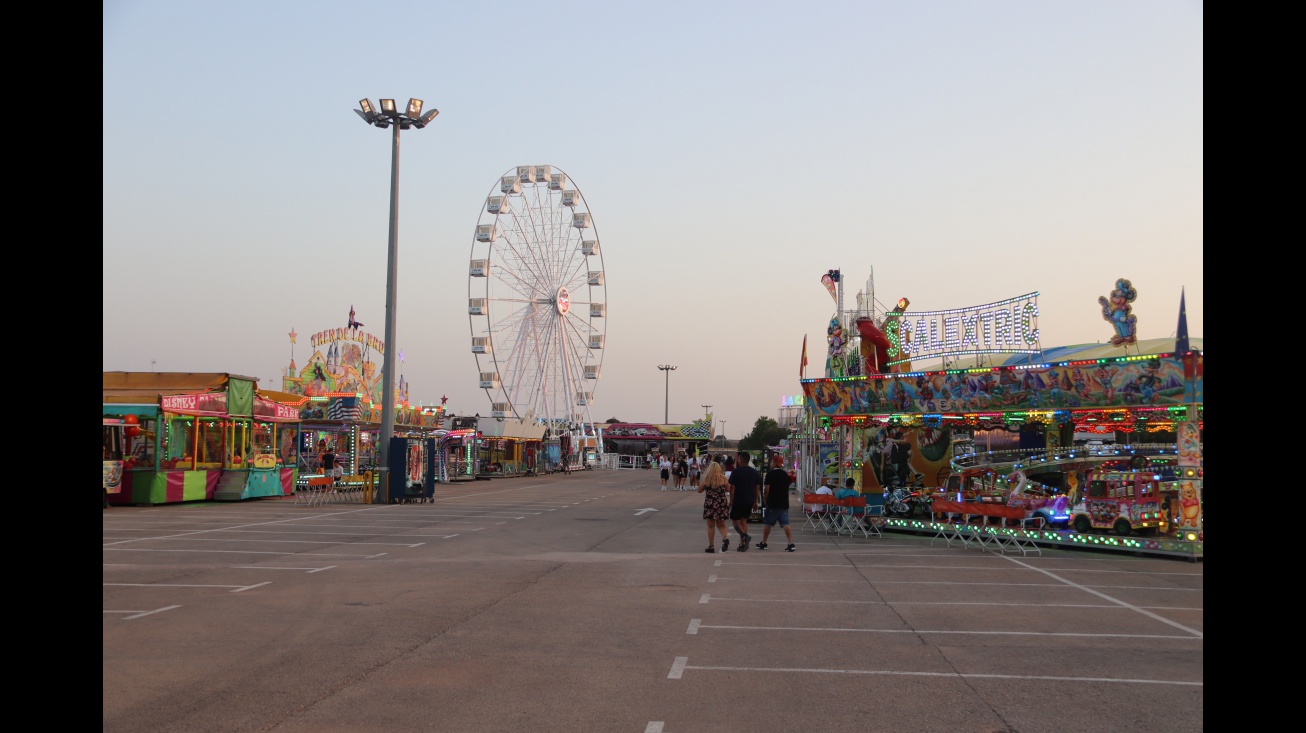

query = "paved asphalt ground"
[104,468,1203,733]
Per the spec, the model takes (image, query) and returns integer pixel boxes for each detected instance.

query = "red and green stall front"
[103,372,301,505]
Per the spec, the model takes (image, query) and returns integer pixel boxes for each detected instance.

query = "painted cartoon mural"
[801,354,1198,417]
[857,425,952,491]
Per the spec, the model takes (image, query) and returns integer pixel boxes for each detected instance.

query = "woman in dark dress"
[698,462,732,552]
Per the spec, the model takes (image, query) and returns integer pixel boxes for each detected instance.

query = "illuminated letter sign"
[885,292,1040,366]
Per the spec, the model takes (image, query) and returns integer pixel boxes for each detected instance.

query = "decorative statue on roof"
[1098,278,1138,346]
[825,316,845,378]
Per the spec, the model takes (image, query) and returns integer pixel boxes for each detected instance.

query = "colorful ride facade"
[796,273,1203,551]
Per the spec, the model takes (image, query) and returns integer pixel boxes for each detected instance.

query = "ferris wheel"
[468,165,606,430]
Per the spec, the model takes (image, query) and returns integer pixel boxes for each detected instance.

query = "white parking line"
[1001,555,1203,637]
[104,605,182,620]
[686,619,701,635]
[690,623,1199,640]
[113,537,425,547]
[667,657,688,679]
[668,657,1201,685]
[731,561,1205,579]
[232,566,336,573]
[693,595,1199,610]
[104,548,384,557]
[645,722,664,732]
[105,581,271,593]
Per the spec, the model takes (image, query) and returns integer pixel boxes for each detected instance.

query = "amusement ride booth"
[795,271,1202,559]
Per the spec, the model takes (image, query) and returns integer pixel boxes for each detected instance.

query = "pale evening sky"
[103,0,1202,438]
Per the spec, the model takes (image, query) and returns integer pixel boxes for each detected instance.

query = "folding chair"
[839,495,871,538]
[860,496,884,539]
[305,476,334,506]
[800,491,820,531]
[817,495,843,534]
[801,492,835,533]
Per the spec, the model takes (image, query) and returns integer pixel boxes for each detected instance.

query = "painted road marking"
[105,581,271,593]
[645,723,664,733]
[700,594,710,604]
[724,561,1205,580]
[103,548,386,558]
[707,577,1199,589]
[686,619,701,634]
[233,566,336,573]
[699,596,1199,610]
[123,537,425,547]
[668,657,688,679]
[104,605,182,620]
[1002,555,1203,637]
[667,658,1201,686]
[688,622,1200,640]
[635,508,658,515]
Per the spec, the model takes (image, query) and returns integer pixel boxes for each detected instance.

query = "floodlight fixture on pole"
[658,364,677,424]
[701,404,712,419]
[354,95,438,503]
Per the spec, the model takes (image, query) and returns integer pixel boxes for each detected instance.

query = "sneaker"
[785,544,796,552]
[756,542,768,550]
[704,547,715,553]
[721,538,730,552]
[738,534,750,552]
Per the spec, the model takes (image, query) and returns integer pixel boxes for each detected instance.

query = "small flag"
[327,397,361,422]
[820,273,838,305]
[800,335,808,379]
[1174,287,1190,355]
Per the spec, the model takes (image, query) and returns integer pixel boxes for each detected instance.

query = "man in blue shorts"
[757,454,796,552]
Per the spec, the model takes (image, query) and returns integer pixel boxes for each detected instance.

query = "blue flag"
[1174,288,1190,354]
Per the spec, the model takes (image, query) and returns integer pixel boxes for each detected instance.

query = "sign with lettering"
[161,392,227,416]
[311,328,385,354]
[885,292,1040,365]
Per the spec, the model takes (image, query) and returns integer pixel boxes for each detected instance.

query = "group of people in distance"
[657,451,704,491]
[697,451,795,553]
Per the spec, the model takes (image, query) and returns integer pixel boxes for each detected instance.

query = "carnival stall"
[602,418,713,460]
[103,372,301,505]
[278,313,447,491]
[475,417,546,477]
[796,271,1203,552]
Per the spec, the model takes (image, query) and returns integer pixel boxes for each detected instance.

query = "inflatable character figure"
[1098,278,1138,346]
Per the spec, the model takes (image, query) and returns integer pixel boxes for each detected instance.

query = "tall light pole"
[658,364,677,424]
[355,97,439,501]
[701,404,712,419]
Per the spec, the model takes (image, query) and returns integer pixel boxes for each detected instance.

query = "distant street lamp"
[701,404,712,419]
[658,364,677,424]
[355,96,439,499]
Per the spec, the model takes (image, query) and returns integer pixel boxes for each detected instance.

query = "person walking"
[697,461,732,552]
[727,451,762,551]
[688,453,702,490]
[758,454,796,551]
[677,453,691,490]
[658,453,672,490]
